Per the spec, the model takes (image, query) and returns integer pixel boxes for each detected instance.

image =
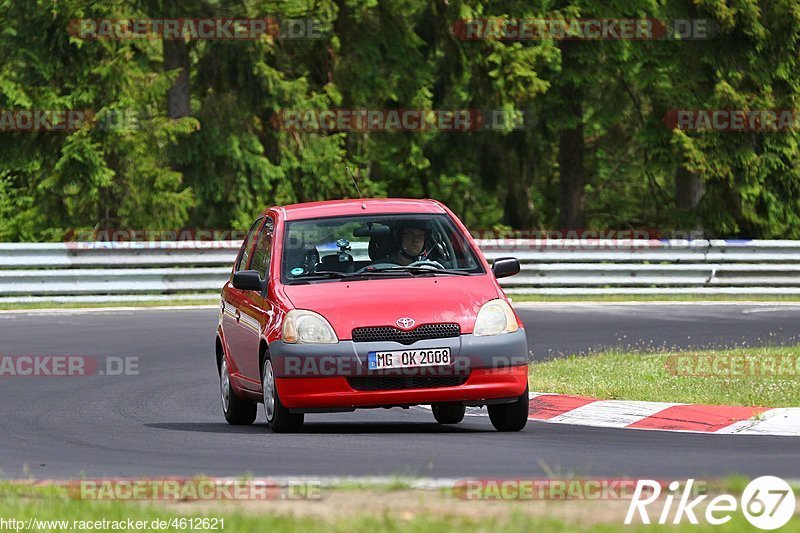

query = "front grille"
[347,375,468,391]
[352,323,460,345]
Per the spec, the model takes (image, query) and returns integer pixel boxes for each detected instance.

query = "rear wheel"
[220,358,257,425]
[263,359,304,433]
[488,388,529,432]
[432,403,466,424]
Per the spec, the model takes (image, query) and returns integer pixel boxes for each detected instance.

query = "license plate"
[368,348,452,370]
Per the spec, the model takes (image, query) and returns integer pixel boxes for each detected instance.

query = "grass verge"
[0,298,219,311]
[2,293,800,311]
[528,346,800,407]
[0,482,794,532]
[510,293,800,303]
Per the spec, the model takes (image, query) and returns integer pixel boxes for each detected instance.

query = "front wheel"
[262,359,304,433]
[488,388,529,432]
[220,358,257,425]
[432,403,466,424]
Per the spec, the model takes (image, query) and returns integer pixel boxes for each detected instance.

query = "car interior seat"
[320,252,354,272]
[283,244,320,276]
[368,233,395,261]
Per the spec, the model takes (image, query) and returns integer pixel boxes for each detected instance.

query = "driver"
[388,220,431,266]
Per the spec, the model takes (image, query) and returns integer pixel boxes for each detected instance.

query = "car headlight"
[473,299,519,336]
[282,310,339,344]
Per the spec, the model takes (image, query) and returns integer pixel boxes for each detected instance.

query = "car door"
[237,216,276,385]
[223,216,263,391]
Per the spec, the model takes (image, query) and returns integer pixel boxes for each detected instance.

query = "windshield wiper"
[290,270,352,280]
[361,266,471,276]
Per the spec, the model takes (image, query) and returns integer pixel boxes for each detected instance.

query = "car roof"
[269,198,447,221]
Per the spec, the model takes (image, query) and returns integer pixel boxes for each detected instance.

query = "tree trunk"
[504,142,535,228]
[674,165,703,210]
[163,38,190,119]
[557,42,585,229]
[558,122,585,228]
[504,176,535,228]
[674,164,704,234]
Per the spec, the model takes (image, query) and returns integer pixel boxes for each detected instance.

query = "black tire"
[432,403,466,424]
[220,357,257,425]
[262,359,304,433]
[488,387,529,432]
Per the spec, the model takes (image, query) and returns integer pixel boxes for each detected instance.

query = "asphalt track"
[1,303,799,480]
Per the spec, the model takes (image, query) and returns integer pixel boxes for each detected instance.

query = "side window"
[250,217,274,280]
[236,217,263,272]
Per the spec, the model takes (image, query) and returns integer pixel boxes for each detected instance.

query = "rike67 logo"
[625,477,796,530]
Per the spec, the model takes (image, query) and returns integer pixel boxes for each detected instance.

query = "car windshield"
[282,214,483,282]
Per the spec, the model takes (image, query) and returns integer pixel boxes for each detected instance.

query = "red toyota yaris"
[215,198,529,432]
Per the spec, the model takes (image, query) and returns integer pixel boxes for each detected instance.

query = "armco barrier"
[1,239,799,302]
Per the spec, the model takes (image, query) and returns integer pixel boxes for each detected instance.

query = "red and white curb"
[418,394,800,436]
[526,393,800,436]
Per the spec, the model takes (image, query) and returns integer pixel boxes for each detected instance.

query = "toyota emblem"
[396,317,416,330]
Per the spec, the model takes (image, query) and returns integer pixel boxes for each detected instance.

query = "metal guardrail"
[1,239,800,302]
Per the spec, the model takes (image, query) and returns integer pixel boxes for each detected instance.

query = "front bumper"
[277,366,528,410]
[269,329,529,410]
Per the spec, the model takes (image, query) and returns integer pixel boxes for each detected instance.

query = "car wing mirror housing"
[491,257,520,279]
[232,270,267,292]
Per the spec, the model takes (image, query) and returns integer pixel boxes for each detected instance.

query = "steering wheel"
[353,262,395,275]
[408,260,445,269]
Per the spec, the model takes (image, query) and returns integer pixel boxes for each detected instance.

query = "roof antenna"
[346,166,367,209]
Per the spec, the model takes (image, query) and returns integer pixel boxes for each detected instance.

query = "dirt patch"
[166,488,651,525]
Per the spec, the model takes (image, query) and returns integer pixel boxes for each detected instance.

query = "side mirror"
[491,257,520,279]
[232,270,266,292]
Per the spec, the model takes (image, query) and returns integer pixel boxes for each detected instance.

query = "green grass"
[510,293,800,303]
[0,298,219,311]
[0,483,796,532]
[326,478,417,492]
[0,492,474,533]
[528,346,800,407]
[2,293,799,311]
[3,292,800,311]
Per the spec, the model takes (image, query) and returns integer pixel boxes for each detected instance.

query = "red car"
[215,198,529,432]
